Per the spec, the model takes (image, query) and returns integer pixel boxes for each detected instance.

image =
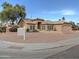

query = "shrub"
[2,26,6,32]
[0,26,6,33]
[33,29,39,32]
[0,27,3,32]
[26,29,39,32]
[26,28,30,32]
[9,25,19,32]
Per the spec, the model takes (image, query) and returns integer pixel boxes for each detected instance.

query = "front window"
[47,25,53,31]
[42,25,45,30]
[29,25,35,30]
[30,25,33,30]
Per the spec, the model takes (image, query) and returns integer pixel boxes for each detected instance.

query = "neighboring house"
[77,23,79,27]
[18,18,72,32]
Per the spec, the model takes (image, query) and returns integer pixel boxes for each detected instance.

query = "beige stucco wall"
[18,20,72,32]
[62,24,72,32]
[53,25,63,31]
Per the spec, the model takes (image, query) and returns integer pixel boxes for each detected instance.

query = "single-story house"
[18,18,72,32]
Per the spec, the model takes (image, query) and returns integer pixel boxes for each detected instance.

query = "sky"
[0,0,79,23]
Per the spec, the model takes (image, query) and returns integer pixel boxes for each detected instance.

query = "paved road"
[0,32,79,59]
[46,45,79,59]
[0,44,76,59]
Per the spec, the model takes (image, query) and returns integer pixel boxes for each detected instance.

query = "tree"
[0,10,8,23]
[62,17,65,20]
[0,2,26,25]
[69,21,78,30]
[59,19,61,21]
[14,4,26,23]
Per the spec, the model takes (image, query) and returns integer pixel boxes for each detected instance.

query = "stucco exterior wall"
[62,24,72,32]
[53,25,63,31]
[18,20,72,32]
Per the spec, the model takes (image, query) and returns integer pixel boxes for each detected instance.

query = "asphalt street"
[0,44,76,59]
[46,45,79,59]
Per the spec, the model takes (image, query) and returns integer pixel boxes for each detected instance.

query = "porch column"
[45,25,48,31]
[35,24,38,30]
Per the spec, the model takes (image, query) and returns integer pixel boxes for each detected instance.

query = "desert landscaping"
[0,31,79,43]
[0,1,79,44]
[0,1,79,59]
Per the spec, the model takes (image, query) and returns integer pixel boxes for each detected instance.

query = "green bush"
[26,29,39,32]
[0,26,6,33]
[2,26,6,32]
[9,25,19,32]
[26,28,30,32]
[33,29,39,32]
[0,27,3,32]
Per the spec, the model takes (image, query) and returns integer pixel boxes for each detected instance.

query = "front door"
[37,22,41,29]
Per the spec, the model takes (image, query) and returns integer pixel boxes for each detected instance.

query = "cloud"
[42,9,76,16]
[61,10,76,15]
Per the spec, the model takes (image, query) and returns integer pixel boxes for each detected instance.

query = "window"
[42,25,45,30]
[29,25,35,30]
[30,25,33,30]
[47,25,53,31]
[33,25,35,30]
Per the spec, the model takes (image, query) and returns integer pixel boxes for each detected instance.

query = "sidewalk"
[0,35,79,51]
[22,37,79,51]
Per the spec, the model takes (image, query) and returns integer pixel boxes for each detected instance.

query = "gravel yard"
[0,31,78,43]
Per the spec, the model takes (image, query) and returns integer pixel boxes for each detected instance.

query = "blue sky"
[0,0,79,23]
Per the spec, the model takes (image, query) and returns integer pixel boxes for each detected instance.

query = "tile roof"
[21,18,70,25]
